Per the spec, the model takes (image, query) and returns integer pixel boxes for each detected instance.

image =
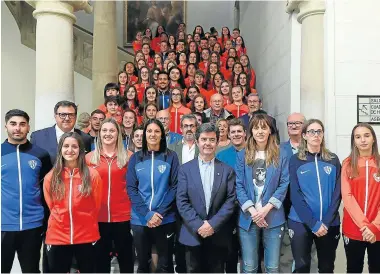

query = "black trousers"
[95,221,134,273]
[225,227,240,273]
[1,226,43,273]
[343,234,380,273]
[185,238,227,273]
[174,218,186,273]
[132,222,175,273]
[288,220,340,273]
[46,242,96,273]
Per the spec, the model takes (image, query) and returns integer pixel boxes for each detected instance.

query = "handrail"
[73,24,135,57]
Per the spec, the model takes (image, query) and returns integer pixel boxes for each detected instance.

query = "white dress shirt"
[55,125,74,144]
[182,141,196,164]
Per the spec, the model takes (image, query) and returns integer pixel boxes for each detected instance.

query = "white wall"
[1,2,93,140]
[186,1,235,33]
[325,0,380,159]
[239,1,294,140]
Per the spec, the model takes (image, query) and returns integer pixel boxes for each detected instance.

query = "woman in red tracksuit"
[342,123,380,273]
[168,88,191,134]
[43,132,102,273]
[86,118,134,273]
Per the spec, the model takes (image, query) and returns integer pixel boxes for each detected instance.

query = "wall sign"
[357,95,380,124]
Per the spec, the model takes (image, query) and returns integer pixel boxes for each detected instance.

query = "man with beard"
[1,109,52,273]
[157,71,171,110]
[88,109,105,150]
[216,118,246,273]
[168,114,199,165]
[168,114,199,273]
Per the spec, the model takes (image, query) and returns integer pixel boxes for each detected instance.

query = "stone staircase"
[5,0,134,80]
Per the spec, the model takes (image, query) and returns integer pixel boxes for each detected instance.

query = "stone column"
[26,0,92,130]
[286,0,326,120]
[92,1,118,109]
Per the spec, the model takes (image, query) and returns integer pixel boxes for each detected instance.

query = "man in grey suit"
[168,114,199,165]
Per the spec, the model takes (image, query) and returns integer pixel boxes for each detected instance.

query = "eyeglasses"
[306,129,323,136]
[57,113,76,119]
[287,121,303,128]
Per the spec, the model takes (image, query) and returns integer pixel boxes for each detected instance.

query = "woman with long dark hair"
[124,62,138,85]
[236,114,289,273]
[240,54,256,88]
[184,63,197,88]
[169,66,186,89]
[86,119,134,273]
[341,123,380,273]
[121,109,138,150]
[289,119,341,273]
[127,119,180,273]
[43,132,102,273]
[134,66,152,102]
[118,71,129,97]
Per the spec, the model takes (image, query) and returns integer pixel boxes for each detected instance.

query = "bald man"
[203,94,234,124]
[156,109,183,145]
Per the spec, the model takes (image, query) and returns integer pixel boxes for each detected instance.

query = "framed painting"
[123,0,187,47]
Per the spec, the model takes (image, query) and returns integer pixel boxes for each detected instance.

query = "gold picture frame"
[123,0,187,47]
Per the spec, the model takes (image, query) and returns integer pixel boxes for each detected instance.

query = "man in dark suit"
[30,100,91,273]
[30,100,92,164]
[176,123,236,273]
[168,114,199,165]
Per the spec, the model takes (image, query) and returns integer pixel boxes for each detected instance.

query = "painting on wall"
[123,0,186,46]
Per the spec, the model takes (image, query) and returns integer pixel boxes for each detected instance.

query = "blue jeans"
[239,224,285,273]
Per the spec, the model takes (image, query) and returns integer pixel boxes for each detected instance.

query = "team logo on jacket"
[374,173,380,182]
[324,166,332,175]
[158,165,166,174]
[28,160,37,169]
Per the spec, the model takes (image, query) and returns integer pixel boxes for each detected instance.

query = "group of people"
[1,22,380,274]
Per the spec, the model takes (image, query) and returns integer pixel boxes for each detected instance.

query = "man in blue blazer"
[176,123,236,273]
[30,101,92,164]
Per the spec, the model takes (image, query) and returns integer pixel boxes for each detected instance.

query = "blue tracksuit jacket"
[126,149,179,226]
[1,140,52,231]
[288,151,341,232]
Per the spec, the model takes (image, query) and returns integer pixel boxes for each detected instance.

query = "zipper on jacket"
[69,170,74,244]
[149,152,155,211]
[364,160,369,216]
[16,145,23,230]
[314,154,323,221]
[175,108,178,133]
[105,156,116,222]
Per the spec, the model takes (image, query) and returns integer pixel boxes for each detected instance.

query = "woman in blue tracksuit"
[288,119,341,273]
[127,118,180,273]
[236,114,290,273]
